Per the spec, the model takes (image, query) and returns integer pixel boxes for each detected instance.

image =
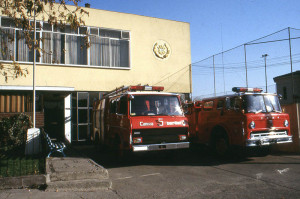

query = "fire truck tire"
[93,132,101,150]
[212,131,229,157]
[113,136,124,160]
[100,131,105,145]
[94,132,99,144]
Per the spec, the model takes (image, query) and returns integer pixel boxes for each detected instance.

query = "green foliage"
[0,156,45,177]
[0,113,33,148]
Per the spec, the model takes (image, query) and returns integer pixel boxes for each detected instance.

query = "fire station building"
[274,71,300,152]
[0,4,191,143]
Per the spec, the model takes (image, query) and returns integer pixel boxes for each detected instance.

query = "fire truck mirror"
[184,111,190,115]
[225,97,231,110]
[129,95,135,100]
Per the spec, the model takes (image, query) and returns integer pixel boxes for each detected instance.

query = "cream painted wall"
[0,5,191,93]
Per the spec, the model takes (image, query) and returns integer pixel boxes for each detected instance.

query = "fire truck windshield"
[130,95,183,116]
[243,95,282,113]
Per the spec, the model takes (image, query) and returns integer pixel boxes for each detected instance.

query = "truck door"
[224,96,244,145]
[108,99,118,139]
[198,100,216,143]
[116,96,130,148]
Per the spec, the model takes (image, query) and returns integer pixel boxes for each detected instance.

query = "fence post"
[244,44,248,87]
[288,27,294,102]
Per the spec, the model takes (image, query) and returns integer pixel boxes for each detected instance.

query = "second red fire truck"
[185,87,292,156]
[91,85,189,155]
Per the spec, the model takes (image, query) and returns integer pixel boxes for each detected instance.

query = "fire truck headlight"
[179,135,187,141]
[182,120,188,126]
[133,137,143,144]
[249,121,255,129]
[284,120,289,127]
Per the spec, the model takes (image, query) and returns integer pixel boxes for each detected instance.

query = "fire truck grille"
[250,131,288,138]
[132,127,188,145]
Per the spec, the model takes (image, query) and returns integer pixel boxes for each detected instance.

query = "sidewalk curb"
[45,157,111,191]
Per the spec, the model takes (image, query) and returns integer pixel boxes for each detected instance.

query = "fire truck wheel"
[113,136,125,160]
[212,133,229,157]
[93,133,101,150]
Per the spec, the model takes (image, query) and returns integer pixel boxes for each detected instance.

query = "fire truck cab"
[91,85,189,153]
[187,87,292,155]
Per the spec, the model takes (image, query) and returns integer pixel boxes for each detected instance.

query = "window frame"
[0,16,131,69]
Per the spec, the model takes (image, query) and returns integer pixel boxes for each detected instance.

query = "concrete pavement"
[45,157,111,192]
[0,146,112,192]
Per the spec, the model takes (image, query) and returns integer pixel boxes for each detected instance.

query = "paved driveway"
[1,146,299,199]
[87,146,300,199]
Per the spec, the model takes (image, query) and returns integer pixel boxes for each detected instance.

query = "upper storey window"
[0,17,130,69]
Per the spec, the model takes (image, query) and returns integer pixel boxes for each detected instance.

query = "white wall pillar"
[64,94,71,143]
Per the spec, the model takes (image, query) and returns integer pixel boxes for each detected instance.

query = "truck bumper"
[132,142,190,152]
[246,134,293,147]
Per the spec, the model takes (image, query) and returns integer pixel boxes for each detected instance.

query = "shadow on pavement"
[52,143,300,169]
[64,143,263,169]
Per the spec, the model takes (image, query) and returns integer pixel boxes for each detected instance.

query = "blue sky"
[79,0,300,97]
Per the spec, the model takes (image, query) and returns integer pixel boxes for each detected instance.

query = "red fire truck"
[185,87,292,156]
[91,85,189,155]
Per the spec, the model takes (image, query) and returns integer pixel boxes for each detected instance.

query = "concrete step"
[46,157,109,182]
[46,179,112,192]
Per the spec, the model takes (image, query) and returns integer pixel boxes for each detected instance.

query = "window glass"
[217,100,224,109]
[53,33,65,64]
[99,29,121,38]
[63,25,77,34]
[1,18,15,28]
[90,36,110,66]
[42,32,51,63]
[120,40,129,67]
[42,23,52,31]
[78,125,88,140]
[78,109,88,123]
[229,97,240,109]
[203,101,213,110]
[78,92,89,107]
[0,28,14,61]
[119,96,128,114]
[79,27,87,34]
[110,100,117,113]
[16,31,39,62]
[243,95,266,113]
[121,31,130,39]
[130,95,183,116]
[264,95,281,112]
[89,92,100,108]
[0,17,130,68]
[65,35,87,65]
[90,28,98,35]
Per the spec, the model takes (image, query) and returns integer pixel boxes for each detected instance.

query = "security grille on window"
[0,16,131,68]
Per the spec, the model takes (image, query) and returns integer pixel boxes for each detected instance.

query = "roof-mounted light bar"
[103,85,165,97]
[232,87,263,93]
[129,85,164,92]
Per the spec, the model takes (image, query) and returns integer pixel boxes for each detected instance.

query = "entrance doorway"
[44,94,65,141]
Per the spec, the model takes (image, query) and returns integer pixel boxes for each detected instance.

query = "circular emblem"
[153,40,171,60]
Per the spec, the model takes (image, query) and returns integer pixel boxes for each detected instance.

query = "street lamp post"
[262,54,268,92]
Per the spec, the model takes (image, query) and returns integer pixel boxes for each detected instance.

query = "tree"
[0,0,89,82]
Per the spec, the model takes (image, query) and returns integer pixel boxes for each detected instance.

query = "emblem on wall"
[153,40,171,60]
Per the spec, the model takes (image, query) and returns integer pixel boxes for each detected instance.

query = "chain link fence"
[192,27,300,100]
